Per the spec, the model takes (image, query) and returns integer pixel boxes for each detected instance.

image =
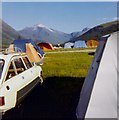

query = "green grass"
[42,52,93,78]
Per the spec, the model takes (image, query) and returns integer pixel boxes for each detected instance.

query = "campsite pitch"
[3,51,93,119]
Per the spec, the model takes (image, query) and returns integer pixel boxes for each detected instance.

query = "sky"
[1,2,118,33]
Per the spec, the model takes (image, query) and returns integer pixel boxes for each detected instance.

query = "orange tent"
[86,40,98,48]
[37,42,54,51]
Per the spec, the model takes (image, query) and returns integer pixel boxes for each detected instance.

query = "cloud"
[101,17,119,21]
[102,18,108,20]
[113,17,119,20]
[97,17,112,21]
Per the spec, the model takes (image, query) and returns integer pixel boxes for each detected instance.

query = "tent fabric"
[85,32,117,118]
[9,39,45,64]
[74,41,87,48]
[37,43,54,51]
[86,40,98,48]
[26,43,41,63]
[13,39,44,57]
[8,44,14,53]
[64,42,74,48]
[76,36,110,119]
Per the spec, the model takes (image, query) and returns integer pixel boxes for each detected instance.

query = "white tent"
[64,42,74,48]
[76,32,118,119]
[74,40,87,48]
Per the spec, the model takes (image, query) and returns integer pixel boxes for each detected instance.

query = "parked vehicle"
[0,52,43,113]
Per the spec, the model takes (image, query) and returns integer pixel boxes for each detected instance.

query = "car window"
[22,57,32,69]
[6,62,16,80]
[0,59,4,79]
[14,58,26,74]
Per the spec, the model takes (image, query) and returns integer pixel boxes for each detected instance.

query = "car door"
[16,56,40,104]
[1,60,21,110]
[1,56,40,109]
[21,56,40,91]
[2,57,31,108]
[22,56,40,79]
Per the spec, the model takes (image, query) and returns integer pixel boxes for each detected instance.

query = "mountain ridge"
[1,19,23,47]
[19,24,72,45]
[1,19,119,47]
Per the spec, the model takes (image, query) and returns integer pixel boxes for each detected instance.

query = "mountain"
[71,20,119,42]
[1,19,118,48]
[71,27,90,38]
[1,19,23,47]
[19,24,71,45]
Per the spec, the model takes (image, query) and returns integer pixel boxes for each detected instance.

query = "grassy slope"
[73,20,119,41]
[101,20,119,28]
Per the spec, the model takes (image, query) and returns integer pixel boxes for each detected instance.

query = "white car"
[0,52,43,113]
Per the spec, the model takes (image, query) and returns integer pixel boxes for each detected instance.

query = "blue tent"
[13,39,44,57]
[64,42,74,48]
[74,40,87,48]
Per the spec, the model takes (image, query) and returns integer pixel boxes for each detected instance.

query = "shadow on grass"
[3,76,85,120]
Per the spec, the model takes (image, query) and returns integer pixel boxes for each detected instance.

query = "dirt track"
[46,49,96,54]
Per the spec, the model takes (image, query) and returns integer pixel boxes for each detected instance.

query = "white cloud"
[103,18,108,20]
[97,17,112,22]
[113,17,119,21]
[98,17,119,22]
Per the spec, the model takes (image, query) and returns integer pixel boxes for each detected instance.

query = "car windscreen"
[0,59,4,79]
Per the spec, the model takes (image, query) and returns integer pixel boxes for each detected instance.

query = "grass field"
[42,52,93,78]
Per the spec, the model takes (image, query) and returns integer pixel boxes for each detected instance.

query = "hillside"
[71,20,119,41]
[70,27,90,38]
[1,19,23,47]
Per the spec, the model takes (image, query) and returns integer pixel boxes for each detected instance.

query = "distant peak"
[34,23,47,28]
[32,23,55,32]
[82,27,90,32]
